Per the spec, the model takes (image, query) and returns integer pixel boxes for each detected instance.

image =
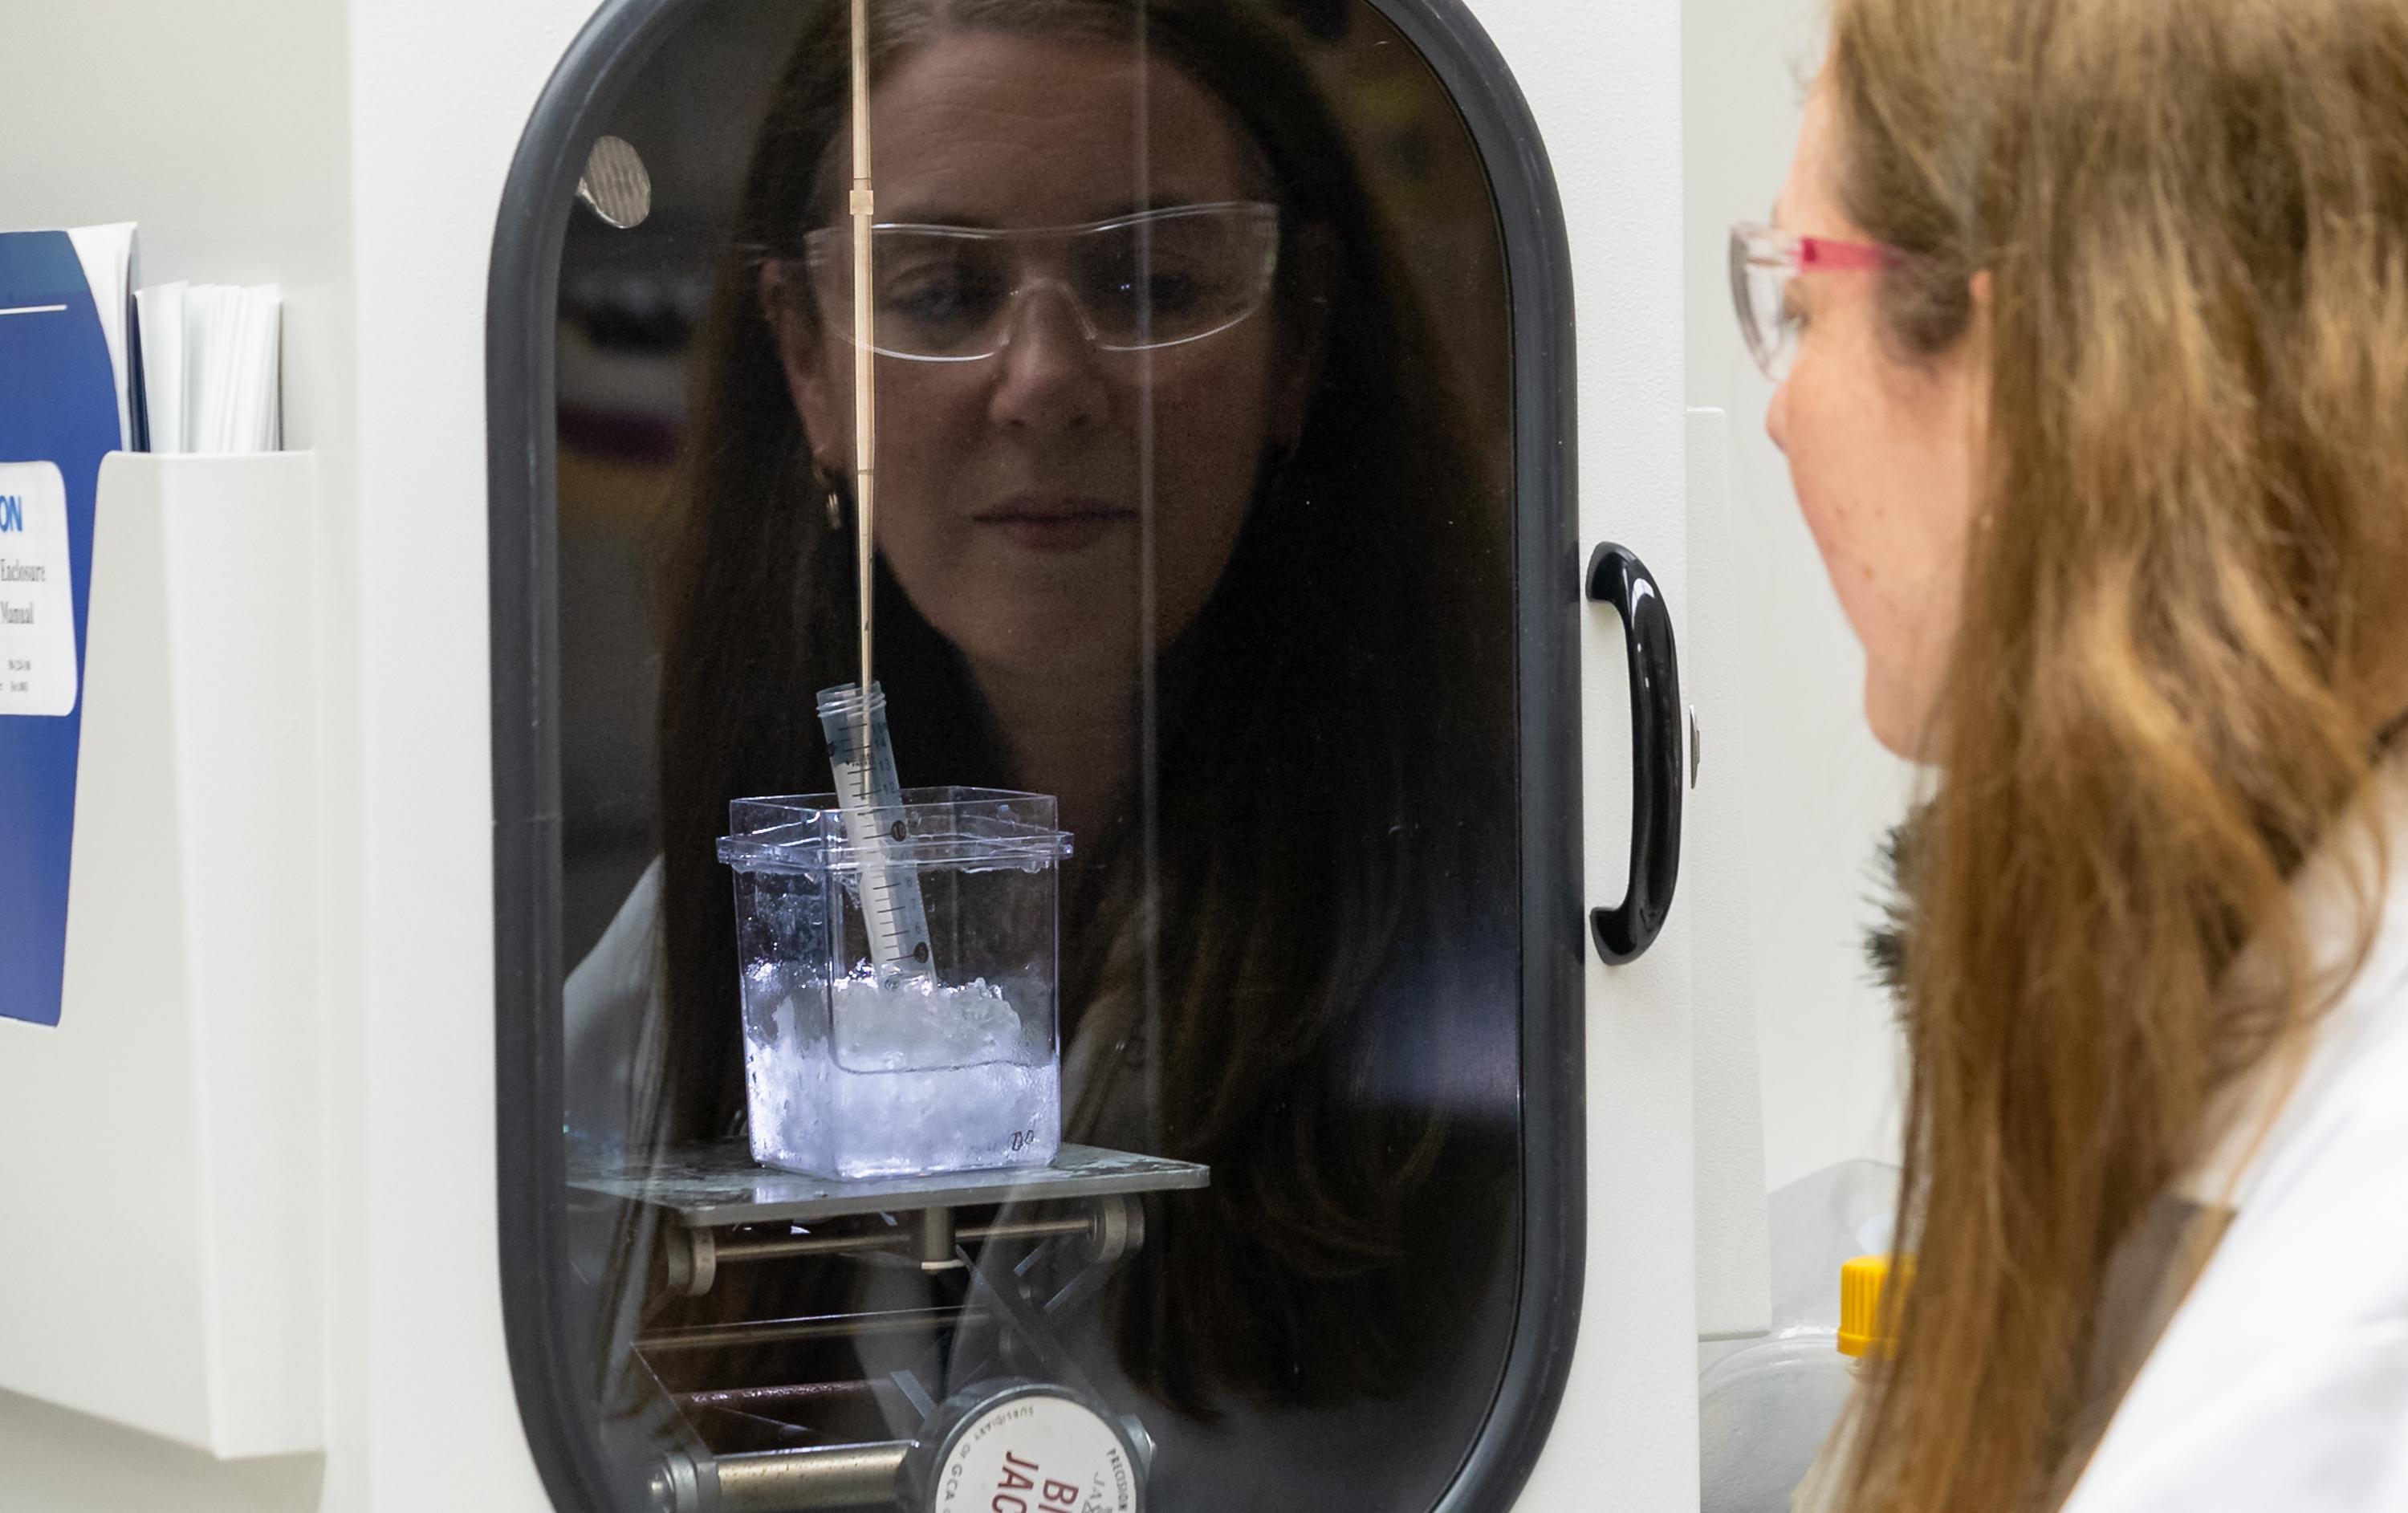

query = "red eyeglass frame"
[1729,221,1904,378]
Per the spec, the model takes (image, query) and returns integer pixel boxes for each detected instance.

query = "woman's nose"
[1765,369,1792,456]
[986,285,1110,436]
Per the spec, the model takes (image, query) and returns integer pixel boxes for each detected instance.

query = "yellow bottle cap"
[1837,1254,1906,1358]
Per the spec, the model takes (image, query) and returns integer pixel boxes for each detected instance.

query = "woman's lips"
[971,496,1136,553]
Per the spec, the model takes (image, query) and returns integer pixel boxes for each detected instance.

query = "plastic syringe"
[816,682,934,978]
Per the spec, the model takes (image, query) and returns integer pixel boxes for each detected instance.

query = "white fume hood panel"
[0,454,322,1458]
[1487,0,1698,1505]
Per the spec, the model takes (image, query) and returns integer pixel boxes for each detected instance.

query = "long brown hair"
[645,0,1513,1412]
[1824,0,2408,1506]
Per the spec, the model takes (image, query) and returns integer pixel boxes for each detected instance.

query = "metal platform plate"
[569,1141,1210,1229]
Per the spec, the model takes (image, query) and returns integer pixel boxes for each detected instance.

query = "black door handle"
[1586,543,1683,964]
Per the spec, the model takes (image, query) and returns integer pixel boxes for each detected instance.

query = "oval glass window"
[490,2,1583,1509]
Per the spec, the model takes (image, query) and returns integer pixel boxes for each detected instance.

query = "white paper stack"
[133,283,282,453]
[61,223,140,448]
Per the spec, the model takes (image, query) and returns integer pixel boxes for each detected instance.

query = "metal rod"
[709,1230,897,1263]
[674,1379,879,1413]
[914,1207,956,1272]
[707,1214,1096,1267]
[848,0,877,700]
[637,1306,982,1355]
[966,1214,1096,1244]
[715,1442,912,1513]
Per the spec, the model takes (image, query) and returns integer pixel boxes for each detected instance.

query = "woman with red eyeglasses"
[1741,2,2408,1511]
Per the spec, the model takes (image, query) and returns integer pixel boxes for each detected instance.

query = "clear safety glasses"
[1728,221,1902,381]
[792,200,1282,362]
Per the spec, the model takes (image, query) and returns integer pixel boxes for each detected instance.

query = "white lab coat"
[2060,767,2408,1511]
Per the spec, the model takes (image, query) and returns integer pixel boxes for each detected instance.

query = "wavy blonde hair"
[1824,0,2408,1507]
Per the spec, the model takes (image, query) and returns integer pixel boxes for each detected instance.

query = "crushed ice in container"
[834,972,1018,1070]
[741,962,1060,1181]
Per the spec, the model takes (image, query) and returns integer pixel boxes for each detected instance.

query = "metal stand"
[571,1144,1206,1512]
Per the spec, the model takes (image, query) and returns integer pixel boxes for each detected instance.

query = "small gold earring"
[814,465,844,529]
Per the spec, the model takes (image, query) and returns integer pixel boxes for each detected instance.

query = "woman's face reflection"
[771,34,1305,693]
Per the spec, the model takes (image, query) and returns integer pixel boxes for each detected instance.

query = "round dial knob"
[901,1380,1145,1513]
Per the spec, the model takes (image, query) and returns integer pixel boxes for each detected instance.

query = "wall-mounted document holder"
[0,452,323,1457]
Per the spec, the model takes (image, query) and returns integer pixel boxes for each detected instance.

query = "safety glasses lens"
[1072,210,1277,349]
[803,205,1278,360]
[1728,228,1796,380]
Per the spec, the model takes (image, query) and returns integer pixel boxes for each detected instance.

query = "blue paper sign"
[0,230,122,1027]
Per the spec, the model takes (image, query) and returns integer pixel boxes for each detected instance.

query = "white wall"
[1682,0,1913,1190]
[0,0,356,458]
[0,4,351,1508]
[0,1388,324,1513]
[1,1,577,1507]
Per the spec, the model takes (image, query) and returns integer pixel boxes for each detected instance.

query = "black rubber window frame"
[486,2,1585,1507]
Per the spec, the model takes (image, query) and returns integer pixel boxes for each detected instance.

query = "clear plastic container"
[1698,1159,1902,1513]
[718,787,1073,1181]
[1699,1327,1857,1513]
